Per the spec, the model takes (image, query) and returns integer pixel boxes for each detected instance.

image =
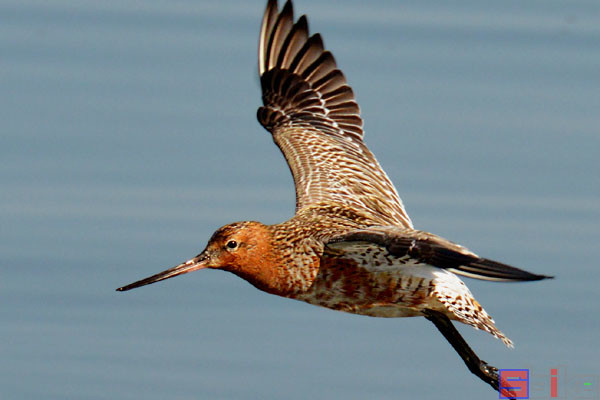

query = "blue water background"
[2,1,599,399]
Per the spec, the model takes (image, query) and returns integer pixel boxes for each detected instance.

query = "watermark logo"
[500,369,529,399]
[499,368,598,399]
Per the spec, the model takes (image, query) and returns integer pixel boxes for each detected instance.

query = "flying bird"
[118,1,551,397]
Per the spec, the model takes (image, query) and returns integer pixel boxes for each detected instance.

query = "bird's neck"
[226,207,372,297]
[224,224,321,297]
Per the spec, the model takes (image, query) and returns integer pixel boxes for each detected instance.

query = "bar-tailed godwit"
[118,1,551,397]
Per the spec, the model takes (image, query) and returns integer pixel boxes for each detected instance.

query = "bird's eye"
[226,240,238,249]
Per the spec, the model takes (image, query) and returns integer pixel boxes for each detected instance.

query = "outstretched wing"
[328,226,552,282]
[257,0,412,228]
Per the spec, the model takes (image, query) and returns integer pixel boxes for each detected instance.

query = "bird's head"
[116,221,274,292]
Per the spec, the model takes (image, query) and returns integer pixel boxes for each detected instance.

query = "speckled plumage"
[257,0,412,228]
[117,1,551,396]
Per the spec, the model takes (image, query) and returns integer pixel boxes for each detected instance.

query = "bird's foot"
[479,360,517,400]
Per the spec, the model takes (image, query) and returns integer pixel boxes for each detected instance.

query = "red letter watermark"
[499,369,529,399]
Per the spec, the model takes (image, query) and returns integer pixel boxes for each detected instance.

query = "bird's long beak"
[116,252,209,292]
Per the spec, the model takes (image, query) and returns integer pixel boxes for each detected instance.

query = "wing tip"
[449,258,554,282]
[259,0,281,75]
[256,0,365,139]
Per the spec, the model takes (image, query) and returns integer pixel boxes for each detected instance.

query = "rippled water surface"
[2,1,599,399]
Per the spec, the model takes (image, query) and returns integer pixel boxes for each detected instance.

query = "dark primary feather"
[258,0,362,141]
[329,227,553,282]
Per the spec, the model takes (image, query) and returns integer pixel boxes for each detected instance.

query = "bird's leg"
[422,309,516,400]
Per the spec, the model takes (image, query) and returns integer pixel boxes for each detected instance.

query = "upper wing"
[257,0,412,228]
[328,226,552,282]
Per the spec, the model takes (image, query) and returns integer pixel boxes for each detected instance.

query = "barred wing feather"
[329,226,553,282]
[257,0,412,228]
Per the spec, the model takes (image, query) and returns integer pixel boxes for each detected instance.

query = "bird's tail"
[432,270,514,347]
